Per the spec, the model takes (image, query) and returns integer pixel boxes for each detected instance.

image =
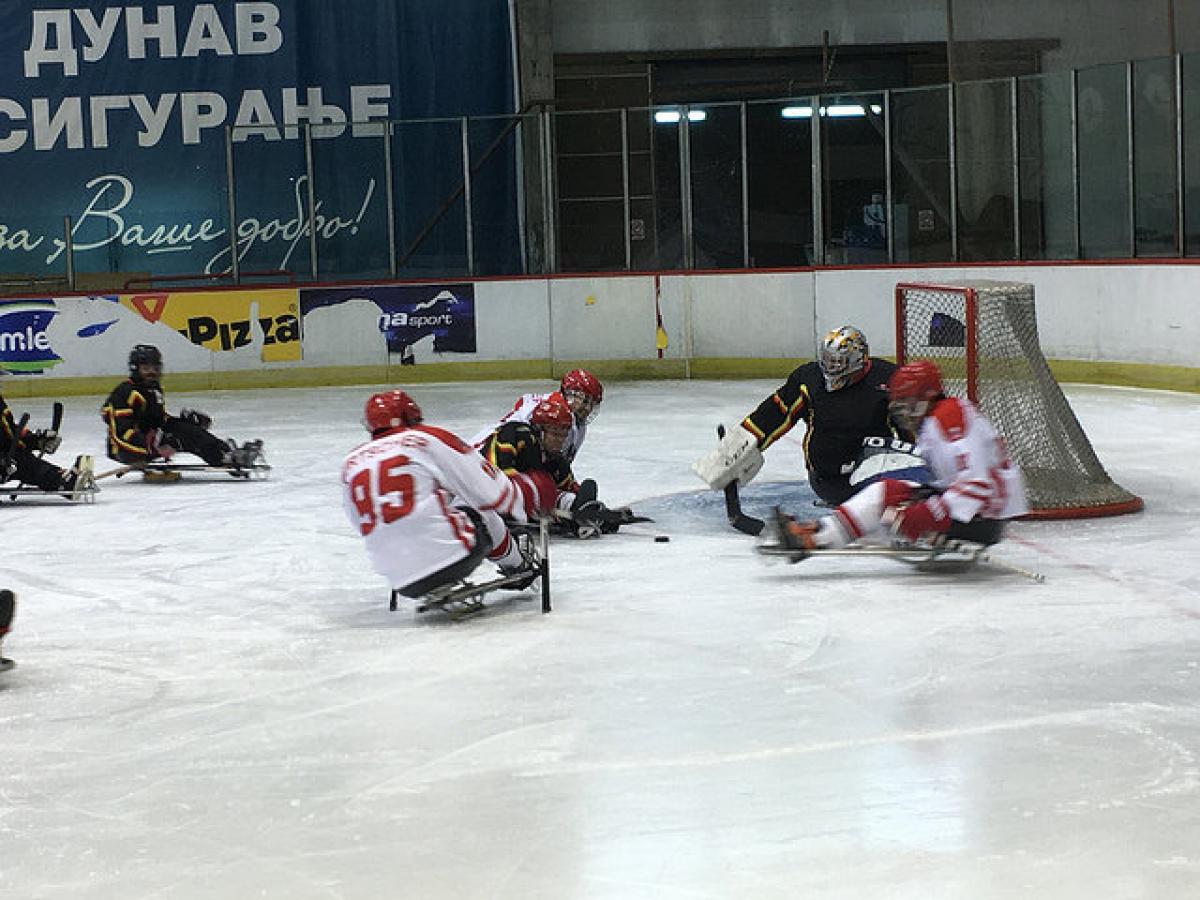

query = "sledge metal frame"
[758,539,1045,582]
[390,517,553,617]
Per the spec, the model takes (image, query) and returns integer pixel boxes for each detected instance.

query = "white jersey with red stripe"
[470,391,587,462]
[341,424,542,591]
[916,397,1028,521]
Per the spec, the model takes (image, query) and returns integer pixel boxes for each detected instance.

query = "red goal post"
[894,280,1143,520]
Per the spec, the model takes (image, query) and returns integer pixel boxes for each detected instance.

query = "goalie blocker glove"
[692,424,764,490]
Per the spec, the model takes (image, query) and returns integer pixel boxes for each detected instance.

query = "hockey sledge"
[757,538,1045,582]
[99,461,272,482]
[1,483,99,504]
[391,518,553,618]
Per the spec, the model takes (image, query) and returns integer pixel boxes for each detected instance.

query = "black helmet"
[128,344,163,382]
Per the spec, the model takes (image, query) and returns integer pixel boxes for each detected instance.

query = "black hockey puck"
[654,535,670,543]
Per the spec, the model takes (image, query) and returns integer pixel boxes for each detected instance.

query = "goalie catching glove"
[692,424,764,490]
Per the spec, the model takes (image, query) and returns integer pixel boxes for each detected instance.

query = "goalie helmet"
[530,392,573,456]
[817,326,869,392]
[560,369,603,424]
[363,390,423,436]
[887,359,945,432]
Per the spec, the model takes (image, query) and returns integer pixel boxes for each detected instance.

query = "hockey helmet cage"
[887,359,945,432]
[530,392,573,455]
[817,326,869,391]
[128,344,163,376]
[364,389,423,436]
[560,368,603,423]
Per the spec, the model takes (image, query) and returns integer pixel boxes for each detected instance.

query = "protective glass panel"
[554,110,628,271]
[1132,56,1178,257]
[649,108,684,270]
[466,113,526,276]
[821,93,886,265]
[955,79,1015,261]
[229,126,312,280]
[686,103,745,268]
[1185,52,1200,256]
[309,122,390,280]
[1077,63,1132,259]
[746,99,814,266]
[1017,72,1077,260]
[890,85,952,262]
[391,120,467,277]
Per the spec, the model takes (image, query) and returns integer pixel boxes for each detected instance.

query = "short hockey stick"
[717,425,765,536]
[33,402,63,461]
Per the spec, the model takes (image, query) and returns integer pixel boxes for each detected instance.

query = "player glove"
[30,429,62,454]
[179,408,212,429]
[891,496,952,543]
[146,428,176,461]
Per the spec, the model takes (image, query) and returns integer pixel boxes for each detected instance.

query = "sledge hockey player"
[0,588,14,672]
[342,389,559,601]
[0,391,95,499]
[100,344,263,473]
[773,359,1027,554]
[694,325,899,505]
[477,392,612,533]
[470,368,604,490]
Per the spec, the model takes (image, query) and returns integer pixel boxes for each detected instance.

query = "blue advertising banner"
[301,283,476,361]
[0,2,518,281]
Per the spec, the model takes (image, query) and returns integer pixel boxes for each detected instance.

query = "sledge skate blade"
[2,485,99,504]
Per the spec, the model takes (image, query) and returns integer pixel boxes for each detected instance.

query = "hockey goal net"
[894,280,1142,519]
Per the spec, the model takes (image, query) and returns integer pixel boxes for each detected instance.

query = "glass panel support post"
[383,121,397,277]
[621,109,632,270]
[1126,62,1136,257]
[461,117,475,276]
[303,123,318,280]
[811,94,824,266]
[948,84,959,261]
[679,105,695,270]
[1011,77,1022,260]
[740,101,750,267]
[224,125,240,284]
[884,90,895,263]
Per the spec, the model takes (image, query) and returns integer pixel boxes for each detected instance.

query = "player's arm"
[433,429,556,524]
[101,383,155,459]
[742,369,811,451]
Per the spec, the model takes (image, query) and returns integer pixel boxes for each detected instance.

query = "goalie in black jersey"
[100,344,263,471]
[694,325,901,505]
[0,390,94,499]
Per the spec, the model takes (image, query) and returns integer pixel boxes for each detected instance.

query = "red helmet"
[530,392,574,429]
[530,393,573,456]
[363,390,423,435]
[888,360,944,402]
[560,369,602,424]
[560,369,603,403]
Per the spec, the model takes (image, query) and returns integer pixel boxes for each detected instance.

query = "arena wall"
[1,263,1196,398]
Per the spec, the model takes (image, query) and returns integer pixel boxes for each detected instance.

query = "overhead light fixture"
[653,109,708,124]
[780,104,883,119]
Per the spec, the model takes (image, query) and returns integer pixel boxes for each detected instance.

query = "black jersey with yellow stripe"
[479,421,575,491]
[741,357,898,483]
[101,378,167,461]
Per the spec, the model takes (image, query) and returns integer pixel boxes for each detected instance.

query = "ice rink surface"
[2,378,1199,899]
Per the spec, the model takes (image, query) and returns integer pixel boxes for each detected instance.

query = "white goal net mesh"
[895,280,1142,519]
